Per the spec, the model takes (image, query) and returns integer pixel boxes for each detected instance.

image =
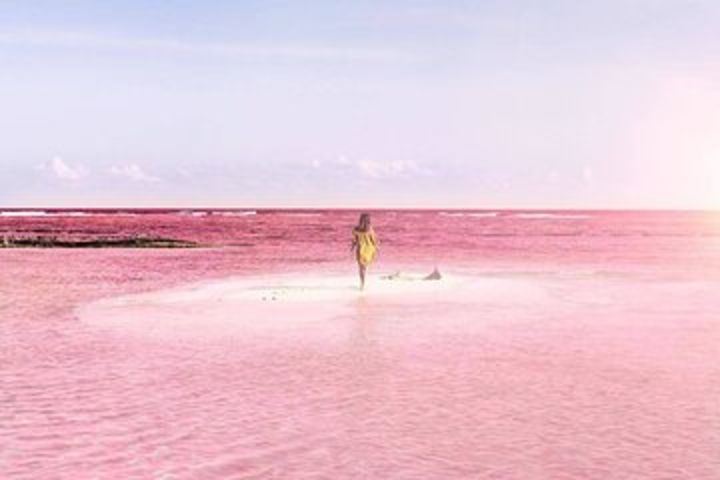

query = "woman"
[350,213,378,290]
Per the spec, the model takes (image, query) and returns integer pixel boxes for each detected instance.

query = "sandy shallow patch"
[75,272,546,340]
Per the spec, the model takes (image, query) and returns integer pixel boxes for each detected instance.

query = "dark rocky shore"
[1,236,197,248]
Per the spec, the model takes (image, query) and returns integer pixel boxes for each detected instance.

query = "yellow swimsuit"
[354,228,377,267]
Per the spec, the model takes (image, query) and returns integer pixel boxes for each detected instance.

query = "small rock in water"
[424,267,442,280]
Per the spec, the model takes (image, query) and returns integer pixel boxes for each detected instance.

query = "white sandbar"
[76,272,544,340]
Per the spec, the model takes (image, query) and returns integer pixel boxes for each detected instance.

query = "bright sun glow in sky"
[1,1,720,209]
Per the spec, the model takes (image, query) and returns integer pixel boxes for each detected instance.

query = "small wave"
[110,212,140,217]
[178,210,257,217]
[0,211,48,217]
[513,213,591,220]
[214,210,257,217]
[177,210,209,217]
[275,212,323,217]
[55,212,91,217]
[0,211,99,217]
[439,212,499,218]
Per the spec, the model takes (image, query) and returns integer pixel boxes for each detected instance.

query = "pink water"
[2,209,720,479]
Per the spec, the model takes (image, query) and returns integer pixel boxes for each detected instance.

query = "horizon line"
[1,206,719,213]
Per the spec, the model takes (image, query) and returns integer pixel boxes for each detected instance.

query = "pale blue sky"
[2,1,720,208]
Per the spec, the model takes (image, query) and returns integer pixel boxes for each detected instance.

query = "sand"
[75,272,541,340]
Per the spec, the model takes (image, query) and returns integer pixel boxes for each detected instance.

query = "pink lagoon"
[5,2,720,478]
[2,209,719,479]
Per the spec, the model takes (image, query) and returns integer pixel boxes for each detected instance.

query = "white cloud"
[110,164,160,183]
[37,156,87,180]
[0,29,415,62]
[311,155,431,179]
[355,159,427,178]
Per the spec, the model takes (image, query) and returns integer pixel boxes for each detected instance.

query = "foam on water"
[0,210,93,217]
[513,212,593,219]
[214,210,257,216]
[439,211,500,218]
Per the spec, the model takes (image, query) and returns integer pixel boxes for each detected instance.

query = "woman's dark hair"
[356,213,371,232]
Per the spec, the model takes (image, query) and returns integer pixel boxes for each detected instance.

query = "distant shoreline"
[1,207,716,216]
[0,236,197,249]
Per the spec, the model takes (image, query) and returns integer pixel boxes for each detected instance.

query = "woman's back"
[353,227,377,266]
[352,213,377,290]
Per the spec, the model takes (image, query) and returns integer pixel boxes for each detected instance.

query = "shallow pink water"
[2,209,720,479]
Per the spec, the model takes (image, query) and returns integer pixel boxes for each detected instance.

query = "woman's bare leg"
[358,264,366,290]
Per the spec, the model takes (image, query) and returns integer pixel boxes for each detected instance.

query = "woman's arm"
[350,231,357,252]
